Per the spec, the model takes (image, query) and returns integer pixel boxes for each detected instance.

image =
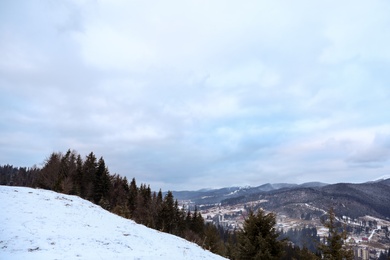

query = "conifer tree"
[190,206,204,235]
[128,178,138,217]
[185,210,192,230]
[133,184,153,225]
[172,199,185,235]
[159,191,175,233]
[237,209,284,260]
[203,223,225,255]
[82,152,97,201]
[226,230,238,260]
[110,175,131,218]
[73,154,84,196]
[64,150,78,195]
[39,152,62,190]
[59,150,71,192]
[154,189,164,230]
[318,207,353,260]
[93,157,111,206]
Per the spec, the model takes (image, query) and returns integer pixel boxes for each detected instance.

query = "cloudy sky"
[1,0,390,191]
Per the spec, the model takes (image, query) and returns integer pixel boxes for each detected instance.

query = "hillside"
[173,179,390,219]
[251,180,390,219]
[171,182,328,205]
[0,186,226,260]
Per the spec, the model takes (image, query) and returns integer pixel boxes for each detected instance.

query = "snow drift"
[0,186,226,260]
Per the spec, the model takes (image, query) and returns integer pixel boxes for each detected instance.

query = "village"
[180,199,390,260]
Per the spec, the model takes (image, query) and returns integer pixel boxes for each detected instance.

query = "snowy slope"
[0,186,226,260]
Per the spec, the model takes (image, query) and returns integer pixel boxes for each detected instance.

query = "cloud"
[319,2,390,63]
[1,0,390,190]
[346,133,390,165]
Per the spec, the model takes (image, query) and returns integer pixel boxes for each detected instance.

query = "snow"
[303,203,327,214]
[0,186,226,260]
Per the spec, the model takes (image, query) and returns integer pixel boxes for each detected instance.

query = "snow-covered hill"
[0,186,226,260]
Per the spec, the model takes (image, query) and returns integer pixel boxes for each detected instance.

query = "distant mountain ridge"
[172,181,328,204]
[172,179,390,219]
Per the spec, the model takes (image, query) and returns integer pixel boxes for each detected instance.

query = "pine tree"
[226,230,238,260]
[133,184,153,225]
[154,190,164,230]
[318,207,353,260]
[185,210,192,230]
[190,207,204,235]
[64,150,78,195]
[236,209,284,260]
[73,154,84,196]
[128,178,138,217]
[173,200,186,236]
[38,152,62,190]
[159,191,176,233]
[82,152,97,201]
[58,150,71,192]
[93,157,111,206]
[203,223,225,255]
[110,175,130,218]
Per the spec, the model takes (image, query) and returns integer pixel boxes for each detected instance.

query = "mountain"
[173,180,390,219]
[171,182,327,205]
[0,186,226,260]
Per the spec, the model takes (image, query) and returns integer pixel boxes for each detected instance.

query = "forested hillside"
[0,150,213,247]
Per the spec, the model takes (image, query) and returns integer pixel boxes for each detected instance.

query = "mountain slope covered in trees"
[0,150,207,243]
[172,180,390,219]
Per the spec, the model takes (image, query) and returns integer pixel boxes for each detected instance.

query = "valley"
[173,179,390,258]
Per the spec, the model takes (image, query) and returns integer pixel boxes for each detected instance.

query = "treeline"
[280,227,320,253]
[0,150,214,248]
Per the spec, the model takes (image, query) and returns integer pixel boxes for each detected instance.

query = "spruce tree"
[159,191,175,233]
[236,209,284,260]
[318,207,353,260]
[110,175,131,218]
[93,157,111,206]
[154,190,164,230]
[82,152,97,201]
[133,184,153,225]
[173,200,186,236]
[73,154,84,196]
[203,223,225,255]
[58,150,71,192]
[190,207,204,235]
[128,178,138,217]
[39,152,62,190]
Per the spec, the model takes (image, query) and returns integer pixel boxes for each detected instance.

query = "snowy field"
[0,186,226,260]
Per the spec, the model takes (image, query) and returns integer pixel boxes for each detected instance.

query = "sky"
[1,0,390,191]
